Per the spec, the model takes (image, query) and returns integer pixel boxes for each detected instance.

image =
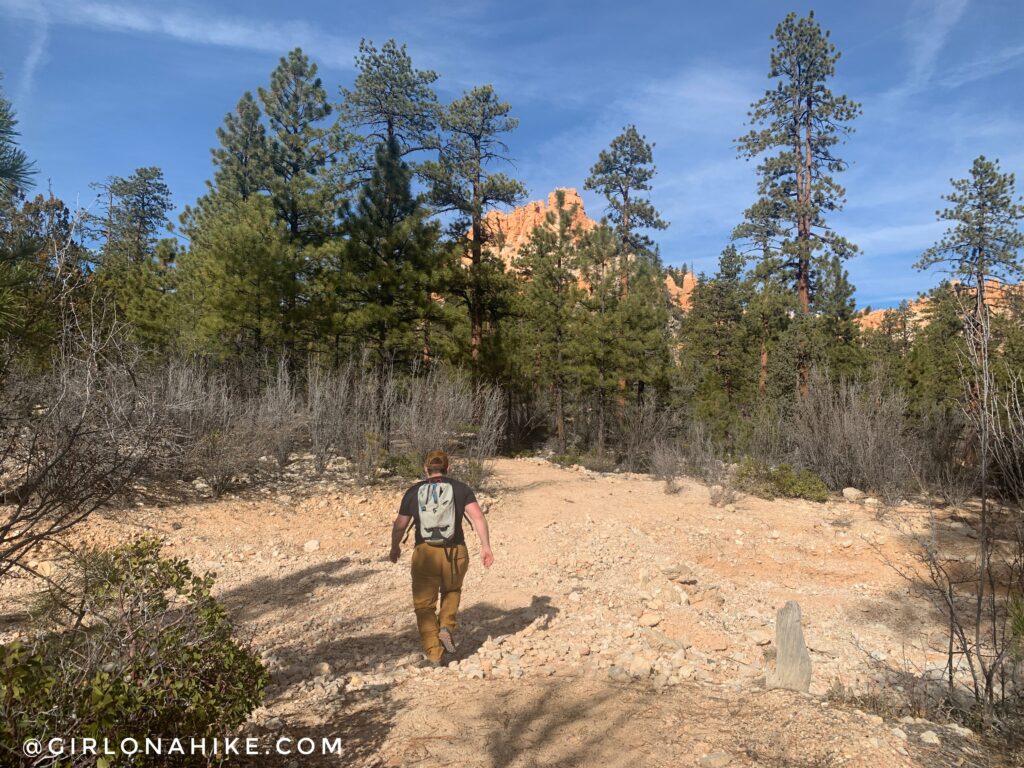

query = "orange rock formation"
[856,280,1021,332]
[471,188,695,310]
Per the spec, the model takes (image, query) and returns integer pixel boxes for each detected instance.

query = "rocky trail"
[6,458,1006,767]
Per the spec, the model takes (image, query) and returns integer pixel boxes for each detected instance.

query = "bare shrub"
[917,405,976,508]
[156,363,265,496]
[395,365,474,458]
[0,317,159,579]
[613,396,675,473]
[747,403,792,466]
[672,421,738,505]
[650,439,682,494]
[468,381,506,463]
[256,359,304,468]
[306,357,397,484]
[792,370,919,504]
[306,363,349,474]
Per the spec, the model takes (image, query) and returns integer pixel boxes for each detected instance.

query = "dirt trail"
[6,458,999,767]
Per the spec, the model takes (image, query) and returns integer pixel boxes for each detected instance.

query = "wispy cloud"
[0,0,359,69]
[893,0,969,96]
[13,2,48,101]
[936,43,1024,88]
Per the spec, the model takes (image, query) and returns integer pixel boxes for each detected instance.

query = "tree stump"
[766,600,812,692]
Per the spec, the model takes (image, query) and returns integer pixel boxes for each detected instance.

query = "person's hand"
[389,545,401,564]
[481,547,494,568]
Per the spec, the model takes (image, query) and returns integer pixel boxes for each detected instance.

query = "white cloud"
[0,0,359,69]
[936,43,1024,88]
[13,3,48,100]
[893,0,969,96]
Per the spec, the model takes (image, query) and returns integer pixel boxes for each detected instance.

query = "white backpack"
[417,480,456,545]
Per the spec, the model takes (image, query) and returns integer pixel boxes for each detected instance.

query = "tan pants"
[411,543,469,661]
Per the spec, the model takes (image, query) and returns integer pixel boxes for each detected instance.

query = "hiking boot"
[416,653,445,669]
[438,627,457,655]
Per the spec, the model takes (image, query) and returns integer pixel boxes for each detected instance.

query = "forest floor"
[5,457,1017,767]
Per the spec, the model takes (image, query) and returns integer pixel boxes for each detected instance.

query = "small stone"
[607,666,630,683]
[747,629,772,646]
[303,539,320,553]
[313,661,331,676]
[265,717,284,730]
[627,656,652,679]
[891,728,907,741]
[842,487,865,501]
[769,530,780,539]
[171,521,183,530]
[638,613,663,628]
[35,561,56,578]
[919,730,940,746]
[699,753,733,768]
[663,564,698,585]
[864,497,880,506]
[568,591,582,602]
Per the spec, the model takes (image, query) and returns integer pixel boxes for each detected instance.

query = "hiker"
[389,449,494,665]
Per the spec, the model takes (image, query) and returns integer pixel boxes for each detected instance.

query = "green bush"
[770,463,830,503]
[735,458,830,503]
[734,457,777,499]
[385,450,425,479]
[0,538,267,766]
[551,450,617,473]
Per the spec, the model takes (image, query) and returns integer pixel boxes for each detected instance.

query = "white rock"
[842,487,865,501]
[303,539,320,553]
[699,753,733,768]
[919,730,941,746]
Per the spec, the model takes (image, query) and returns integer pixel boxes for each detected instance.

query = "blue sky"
[1,0,1022,309]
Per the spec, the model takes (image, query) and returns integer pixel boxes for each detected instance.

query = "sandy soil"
[3,457,1009,767]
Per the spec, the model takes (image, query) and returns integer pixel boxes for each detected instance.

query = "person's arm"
[390,514,412,563]
[464,502,494,567]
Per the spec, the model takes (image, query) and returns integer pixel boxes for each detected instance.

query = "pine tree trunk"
[795,96,814,399]
[758,314,769,399]
[469,178,484,376]
[554,380,565,454]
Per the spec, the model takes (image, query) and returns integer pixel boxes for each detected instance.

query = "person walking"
[389,450,494,664]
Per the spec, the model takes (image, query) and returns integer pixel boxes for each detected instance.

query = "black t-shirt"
[399,475,477,546]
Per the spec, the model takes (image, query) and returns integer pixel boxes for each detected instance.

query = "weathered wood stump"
[765,600,812,692]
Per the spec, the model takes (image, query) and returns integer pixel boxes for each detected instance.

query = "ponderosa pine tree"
[0,79,32,197]
[340,136,442,369]
[514,190,587,452]
[88,167,177,349]
[584,125,667,291]
[810,255,863,377]
[259,48,337,244]
[680,246,751,445]
[733,199,793,400]
[210,92,271,201]
[338,39,439,177]
[737,10,861,396]
[176,196,300,361]
[576,224,622,452]
[914,158,1024,720]
[420,85,525,373]
[258,49,341,360]
[95,167,173,265]
[916,156,1024,329]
